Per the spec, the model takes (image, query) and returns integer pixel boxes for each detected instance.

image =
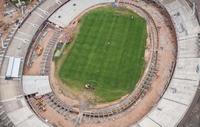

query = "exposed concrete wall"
[186,0,200,24]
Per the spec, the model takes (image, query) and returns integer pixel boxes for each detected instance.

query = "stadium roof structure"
[23,76,52,96]
[5,57,21,79]
[49,0,115,28]
[6,97,49,127]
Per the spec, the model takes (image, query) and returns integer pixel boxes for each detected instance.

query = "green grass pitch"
[58,6,147,102]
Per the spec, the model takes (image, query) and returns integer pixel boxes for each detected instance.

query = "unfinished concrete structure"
[0,0,199,127]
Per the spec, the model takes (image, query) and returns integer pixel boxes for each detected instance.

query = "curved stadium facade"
[0,0,199,127]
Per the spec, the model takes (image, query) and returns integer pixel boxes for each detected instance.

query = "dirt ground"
[26,1,177,127]
[24,27,56,75]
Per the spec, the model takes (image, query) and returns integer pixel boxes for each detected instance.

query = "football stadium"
[0,0,199,127]
[57,6,147,102]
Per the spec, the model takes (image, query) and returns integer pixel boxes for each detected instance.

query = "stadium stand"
[131,0,200,126]
[49,0,116,28]
[0,0,120,126]
[43,93,79,119]
[0,103,14,127]
[0,0,73,126]
[186,0,200,23]
[40,30,61,75]
[44,0,160,122]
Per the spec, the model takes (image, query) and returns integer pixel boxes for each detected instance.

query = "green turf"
[58,7,147,102]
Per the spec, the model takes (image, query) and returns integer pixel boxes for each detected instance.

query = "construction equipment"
[36,98,46,112]
[35,44,43,56]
